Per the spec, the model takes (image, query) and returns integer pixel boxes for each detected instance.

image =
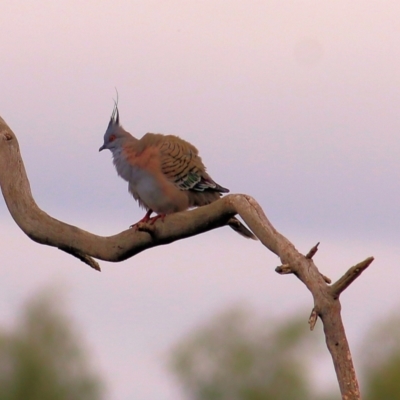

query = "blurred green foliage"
[170,306,400,400]
[170,307,320,400]
[362,317,400,400]
[0,290,104,400]
[3,287,400,400]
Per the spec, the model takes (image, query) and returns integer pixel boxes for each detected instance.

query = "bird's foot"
[130,210,154,229]
[139,209,154,224]
[148,214,166,225]
[130,211,166,231]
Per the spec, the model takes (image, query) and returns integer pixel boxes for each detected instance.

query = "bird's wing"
[154,135,229,193]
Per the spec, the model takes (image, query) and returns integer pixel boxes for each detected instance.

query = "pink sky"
[1,1,400,398]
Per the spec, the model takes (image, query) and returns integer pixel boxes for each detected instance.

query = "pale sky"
[1,1,400,399]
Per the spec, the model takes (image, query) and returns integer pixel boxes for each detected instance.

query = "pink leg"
[149,214,166,225]
[138,209,153,224]
[130,209,153,229]
[131,210,167,229]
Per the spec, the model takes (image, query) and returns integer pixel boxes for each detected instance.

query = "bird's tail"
[228,217,257,240]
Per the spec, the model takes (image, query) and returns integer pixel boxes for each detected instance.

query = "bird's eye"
[109,134,116,142]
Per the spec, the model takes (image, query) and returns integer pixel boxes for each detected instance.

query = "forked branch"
[0,116,372,400]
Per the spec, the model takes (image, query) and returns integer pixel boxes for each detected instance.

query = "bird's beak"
[99,144,106,152]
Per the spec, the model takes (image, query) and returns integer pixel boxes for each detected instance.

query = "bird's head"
[99,101,132,152]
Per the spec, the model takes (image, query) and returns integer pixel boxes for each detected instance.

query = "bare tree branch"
[306,241,320,259]
[0,116,373,400]
[308,308,318,331]
[330,257,374,299]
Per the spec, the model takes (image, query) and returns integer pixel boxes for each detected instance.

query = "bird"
[99,103,257,240]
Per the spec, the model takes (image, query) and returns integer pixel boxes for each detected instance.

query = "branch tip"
[58,246,101,271]
[306,242,320,259]
[275,264,293,275]
[308,308,318,331]
[80,255,101,271]
[330,256,374,298]
[321,273,332,284]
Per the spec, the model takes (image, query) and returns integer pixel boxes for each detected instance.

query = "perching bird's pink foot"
[130,209,153,229]
[130,210,166,230]
[148,214,166,225]
[138,209,153,224]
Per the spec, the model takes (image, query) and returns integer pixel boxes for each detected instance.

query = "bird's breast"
[130,169,180,213]
[112,147,189,214]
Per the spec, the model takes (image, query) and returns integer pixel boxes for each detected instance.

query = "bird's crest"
[108,90,120,127]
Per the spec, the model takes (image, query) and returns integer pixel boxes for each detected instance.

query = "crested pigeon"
[99,103,256,240]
